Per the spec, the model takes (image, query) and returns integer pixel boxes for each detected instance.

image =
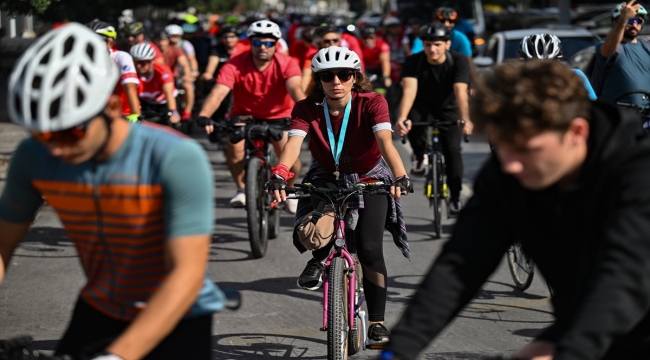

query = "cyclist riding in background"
[297,25,345,93]
[380,16,408,122]
[154,28,194,122]
[433,7,473,57]
[195,20,305,211]
[519,33,597,100]
[120,21,165,64]
[593,1,650,106]
[86,20,141,123]
[265,46,412,346]
[232,19,290,57]
[394,23,473,216]
[360,25,392,91]
[165,24,198,121]
[130,43,182,125]
[0,23,224,360]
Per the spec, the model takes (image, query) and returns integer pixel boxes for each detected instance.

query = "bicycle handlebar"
[285,182,394,199]
[400,119,470,143]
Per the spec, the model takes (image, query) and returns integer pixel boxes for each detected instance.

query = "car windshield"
[504,37,599,60]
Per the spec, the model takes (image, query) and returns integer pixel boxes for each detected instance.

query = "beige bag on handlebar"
[298,202,336,251]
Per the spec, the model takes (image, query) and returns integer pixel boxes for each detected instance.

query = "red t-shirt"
[137,62,177,104]
[162,44,186,76]
[289,41,310,67]
[302,45,318,69]
[217,52,302,119]
[361,39,390,72]
[290,92,390,173]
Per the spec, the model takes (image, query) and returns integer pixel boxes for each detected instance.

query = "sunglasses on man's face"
[322,38,340,45]
[251,39,277,48]
[318,70,355,83]
[134,61,151,67]
[628,17,645,26]
[32,119,93,146]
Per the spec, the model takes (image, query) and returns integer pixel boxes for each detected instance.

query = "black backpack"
[586,39,650,96]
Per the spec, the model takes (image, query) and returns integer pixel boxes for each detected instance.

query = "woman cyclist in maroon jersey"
[265,46,412,344]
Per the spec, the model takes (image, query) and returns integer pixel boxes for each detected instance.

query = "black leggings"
[406,109,464,199]
[55,298,212,360]
[312,190,389,322]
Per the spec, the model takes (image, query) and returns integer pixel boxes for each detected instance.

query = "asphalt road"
[0,123,554,359]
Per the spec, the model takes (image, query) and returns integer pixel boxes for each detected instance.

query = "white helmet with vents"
[165,24,184,36]
[246,20,282,39]
[130,42,156,61]
[7,22,119,132]
[519,33,563,60]
[311,46,362,73]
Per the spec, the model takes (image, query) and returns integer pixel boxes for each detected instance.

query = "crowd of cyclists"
[4,1,650,359]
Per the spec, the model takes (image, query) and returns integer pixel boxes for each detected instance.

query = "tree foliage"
[1,0,58,15]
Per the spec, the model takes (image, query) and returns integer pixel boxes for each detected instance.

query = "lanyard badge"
[323,96,352,180]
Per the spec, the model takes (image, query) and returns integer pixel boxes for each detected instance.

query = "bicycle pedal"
[320,326,327,331]
[366,343,387,350]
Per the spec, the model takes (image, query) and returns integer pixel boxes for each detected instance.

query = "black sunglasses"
[318,70,355,83]
[251,39,277,48]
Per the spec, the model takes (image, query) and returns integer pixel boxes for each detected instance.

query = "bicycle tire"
[327,257,348,360]
[507,242,535,290]
[431,153,442,239]
[347,256,363,355]
[246,157,269,258]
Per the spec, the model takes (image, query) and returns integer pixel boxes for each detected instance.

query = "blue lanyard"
[323,96,352,173]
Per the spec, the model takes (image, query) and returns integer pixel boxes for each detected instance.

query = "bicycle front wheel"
[327,257,348,360]
[246,157,269,258]
[347,256,363,355]
[431,153,442,239]
[507,242,535,290]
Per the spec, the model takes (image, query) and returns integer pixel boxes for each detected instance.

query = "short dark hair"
[471,61,591,142]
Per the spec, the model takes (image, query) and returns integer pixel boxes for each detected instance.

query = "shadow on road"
[13,227,77,259]
[212,333,326,359]
[216,278,321,304]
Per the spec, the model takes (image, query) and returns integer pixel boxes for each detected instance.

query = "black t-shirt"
[401,50,470,114]
[210,44,232,75]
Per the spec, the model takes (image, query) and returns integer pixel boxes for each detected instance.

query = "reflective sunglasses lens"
[252,39,276,47]
[32,127,86,145]
[628,18,644,25]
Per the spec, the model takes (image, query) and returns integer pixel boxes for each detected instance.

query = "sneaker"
[230,190,246,208]
[285,198,298,214]
[297,258,325,290]
[367,323,390,343]
[410,154,426,176]
[450,198,462,216]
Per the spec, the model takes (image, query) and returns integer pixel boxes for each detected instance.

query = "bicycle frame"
[426,125,448,201]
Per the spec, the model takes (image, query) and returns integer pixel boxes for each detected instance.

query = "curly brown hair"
[471,60,591,143]
[306,71,374,101]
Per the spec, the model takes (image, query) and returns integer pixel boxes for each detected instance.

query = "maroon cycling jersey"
[289,91,391,174]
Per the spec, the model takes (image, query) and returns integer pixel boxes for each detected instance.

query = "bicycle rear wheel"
[327,257,348,360]
[507,242,535,290]
[431,153,442,239]
[246,157,269,258]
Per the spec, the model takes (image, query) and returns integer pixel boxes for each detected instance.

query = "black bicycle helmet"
[123,22,145,36]
[519,33,563,60]
[435,6,458,21]
[218,25,238,37]
[419,23,451,41]
[314,24,340,38]
[360,25,377,38]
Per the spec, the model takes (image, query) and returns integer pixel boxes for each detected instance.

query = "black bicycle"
[209,116,288,258]
[613,89,650,133]
[506,242,535,291]
[139,102,190,134]
[403,119,467,239]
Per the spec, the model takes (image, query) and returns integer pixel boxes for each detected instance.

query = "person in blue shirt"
[519,33,597,100]
[433,7,472,57]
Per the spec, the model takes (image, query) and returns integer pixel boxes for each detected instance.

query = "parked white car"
[474,27,601,68]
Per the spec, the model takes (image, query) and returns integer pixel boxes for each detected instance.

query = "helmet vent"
[32,75,42,90]
[79,66,90,83]
[39,51,51,65]
[13,95,22,118]
[86,43,95,61]
[49,97,61,120]
[324,52,330,61]
[30,100,38,120]
[76,88,85,107]
[53,69,66,87]
[63,36,75,56]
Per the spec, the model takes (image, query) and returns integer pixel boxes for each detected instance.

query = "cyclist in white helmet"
[266,46,412,345]
[196,19,304,210]
[519,33,597,100]
[232,19,289,56]
[0,23,224,359]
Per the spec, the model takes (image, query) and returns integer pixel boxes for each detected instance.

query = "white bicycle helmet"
[246,20,282,39]
[8,23,119,132]
[165,24,184,36]
[311,46,362,73]
[519,33,563,60]
[612,3,648,19]
[130,43,156,61]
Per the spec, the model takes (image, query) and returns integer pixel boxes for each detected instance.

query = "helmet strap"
[91,111,114,162]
